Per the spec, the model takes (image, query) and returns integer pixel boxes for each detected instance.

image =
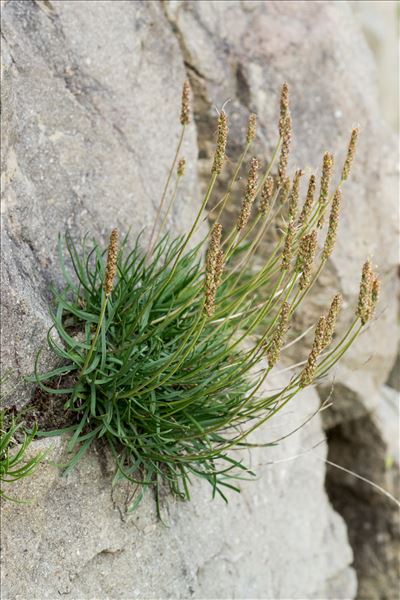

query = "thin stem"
[147,126,186,256]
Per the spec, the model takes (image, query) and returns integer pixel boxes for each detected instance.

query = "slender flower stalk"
[211,111,228,175]
[299,316,326,386]
[147,81,190,256]
[82,229,119,376]
[237,157,259,231]
[267,302,291,367]
[281,220,295,271]
[342,128,359,181]
[298,174,316,226]
[317,152,334,228]
[323,293,342,348]
[323,189,342,259]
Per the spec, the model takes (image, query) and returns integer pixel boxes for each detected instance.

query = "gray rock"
[1,0,200,401]
[0,378,356,600]
[165,0,399,412]
[2,0,396,598]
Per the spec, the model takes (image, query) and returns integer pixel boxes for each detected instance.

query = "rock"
[165,0,399,410]
[2,0,396,598]
[0,378,356,600]
[325,384,400,600]
[1,0,200,402]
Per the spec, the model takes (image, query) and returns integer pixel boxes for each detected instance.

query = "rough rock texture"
[1,0,200,399]
[1,0,398,598]
[164,0,398,408]
[326,385,400,600]
[1,381,356,600]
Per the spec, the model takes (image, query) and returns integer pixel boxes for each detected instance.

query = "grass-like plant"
[33,82,379,514]
[0,410,44,502]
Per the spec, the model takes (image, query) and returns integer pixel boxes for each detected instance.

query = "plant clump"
[32,81,379,515]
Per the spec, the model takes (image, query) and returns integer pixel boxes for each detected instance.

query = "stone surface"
[165,0,399,411]
[1,0,200,401]
[1,0,397,598]
[325,384,400,600]
[0,379,356,600]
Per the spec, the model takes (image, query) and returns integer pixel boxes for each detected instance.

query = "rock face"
[1,0,200,399]
[1,1,397,599]
[1,382,356,600]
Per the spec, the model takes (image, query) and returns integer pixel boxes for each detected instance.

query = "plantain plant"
[33,82,379,514]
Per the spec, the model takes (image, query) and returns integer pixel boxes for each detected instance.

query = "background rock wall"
[1,1,398,599]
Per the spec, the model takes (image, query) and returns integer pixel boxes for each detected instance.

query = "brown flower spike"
[298,174,316,226]
[237,157,259,231]
[246,113,257,145]
[259,176,274,215]
[356,259,373,325]
[277,83,292,186]
[211,111,228,176]
[323,189,342,259]
[104,229,119,296]
[317,152,334,229]
[323,293,342,348]
[267,302,291,367]
[300,316,326,387]
[204,223,223,316]
[180,80,190,126]
[297,230,318,290]
[288,169,304,221]
[177,158,186,177]
[342,128,359,181]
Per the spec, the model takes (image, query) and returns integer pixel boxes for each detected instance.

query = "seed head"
[104,229,119,296]
[323,293,342,348]
[323,189,342,259]
[317,152,334,229]
[177,158,186,177]
[298,174,316,226]
[371,276,380,305]
[342,128,359,181]
[211,111,228,176]
[370,275,380,319]
[204,223,223,317]
[277,114,292,186]
[299,316,326,387]
[281,220,295,271]
[356,259,373,325]
[214,249,225,289]
[259,176,274,215]
[267,302,291,367]
[180,80,190,126]
[288,169,304,221]
[237,157,259,231]
[279,82,290,136]
[279,177,291,204]
[246,113,257,144]
[297,230,318,290]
